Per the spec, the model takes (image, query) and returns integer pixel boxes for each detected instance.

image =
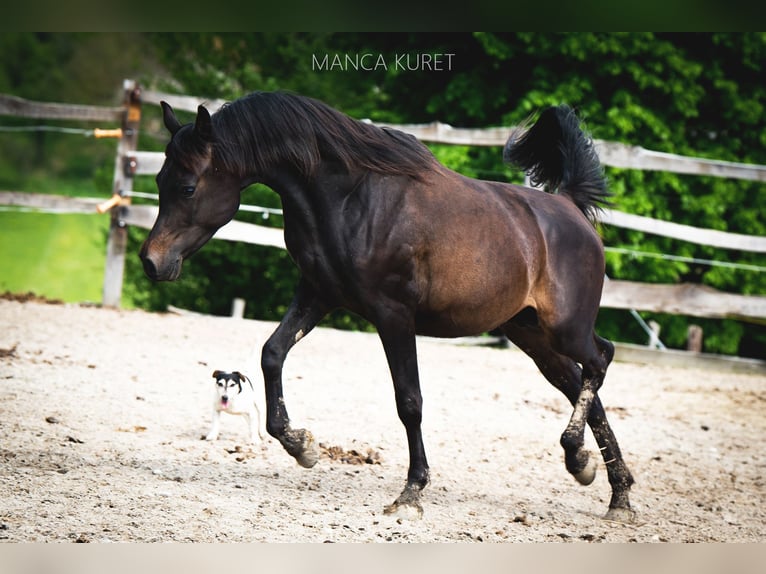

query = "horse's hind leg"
[557,334,611,486]
[261,278,330,468]
[556,333,636,522]
[503,321,635,522]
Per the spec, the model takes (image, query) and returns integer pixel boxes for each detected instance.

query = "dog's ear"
[232,371,245,382]
[212,370,224,379]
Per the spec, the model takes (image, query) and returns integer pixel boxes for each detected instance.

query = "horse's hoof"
[383,500,423,520]
[282,428,319,468]
[573,451,598,485]
[294,430,319,468]
[383,484,424,520]
[296,448,319,468]
[604,506,637,524]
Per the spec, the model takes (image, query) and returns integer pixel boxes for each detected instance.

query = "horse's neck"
[261,164,364,212]
[262,171,314,221]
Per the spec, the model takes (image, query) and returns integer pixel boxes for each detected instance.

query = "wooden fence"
[1,84,765,332]
[0,81,140,308]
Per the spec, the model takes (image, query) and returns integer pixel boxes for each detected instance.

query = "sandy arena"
[1,297,764,542]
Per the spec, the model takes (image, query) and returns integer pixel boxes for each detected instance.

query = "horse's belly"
[413,313,494,338]
[414,301,521,338]
[415,271,530,337]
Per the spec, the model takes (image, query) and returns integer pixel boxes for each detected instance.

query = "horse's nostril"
[141,254,158,280]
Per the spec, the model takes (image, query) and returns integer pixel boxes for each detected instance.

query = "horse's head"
[139,102,241,281]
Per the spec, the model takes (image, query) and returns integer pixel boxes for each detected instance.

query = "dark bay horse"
[140,91,635,522]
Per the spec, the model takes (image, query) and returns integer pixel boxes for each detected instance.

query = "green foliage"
[0,34,160,195]
[121,32,766,358]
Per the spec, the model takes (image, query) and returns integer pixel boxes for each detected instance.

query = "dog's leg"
[252,403,264,441]
[244,410,262,443]
[206,410,221,441]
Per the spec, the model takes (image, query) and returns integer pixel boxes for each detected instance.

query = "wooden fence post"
[687,324,704,353]
[231,297,246,319]
[102,80,141,308]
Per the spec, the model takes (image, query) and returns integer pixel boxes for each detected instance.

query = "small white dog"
[205,370,263,443]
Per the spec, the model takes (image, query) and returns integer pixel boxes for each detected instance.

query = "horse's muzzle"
[139,246,182,282]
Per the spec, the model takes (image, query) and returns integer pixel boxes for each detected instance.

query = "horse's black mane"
[210,91,436,181]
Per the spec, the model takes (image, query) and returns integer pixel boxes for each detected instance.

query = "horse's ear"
[161,101,182,135]
[194,105,214,143]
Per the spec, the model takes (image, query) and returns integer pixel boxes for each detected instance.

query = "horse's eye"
[181,185,196,198]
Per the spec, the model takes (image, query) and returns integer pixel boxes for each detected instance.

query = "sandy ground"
[0,297,764,543]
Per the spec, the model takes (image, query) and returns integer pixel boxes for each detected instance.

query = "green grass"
[0,210,109,303]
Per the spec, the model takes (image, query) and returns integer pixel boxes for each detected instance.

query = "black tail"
[503,105,610,222]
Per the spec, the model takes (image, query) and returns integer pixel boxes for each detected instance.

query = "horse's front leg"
[262,278,329,468]
[377,317,430,519]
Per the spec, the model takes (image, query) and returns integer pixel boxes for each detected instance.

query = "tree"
[125,33,765,356]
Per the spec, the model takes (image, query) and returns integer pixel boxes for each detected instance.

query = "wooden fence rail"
[0,93,124,123]
[142,89,766,182]
[600,210,766,253]
[2,85,765,329]
[125,148,766,253]
[4,191,765,325]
